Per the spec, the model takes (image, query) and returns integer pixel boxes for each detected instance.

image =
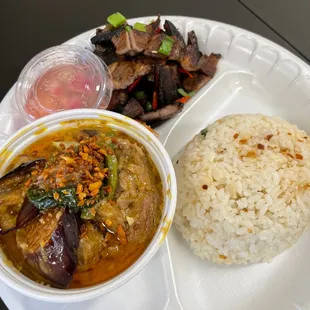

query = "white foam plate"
[1,16,310,310]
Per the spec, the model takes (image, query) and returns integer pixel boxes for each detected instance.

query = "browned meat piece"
[139,102,183,123]
[108,61,152,90]
[112,29,131,55]
[77,222,105,272]
[183,72,211,92]
[128,30,151,55]
[164,20,185,45]
[144,34,167,59]
[187,30,199,46]
[135,55,167,66]
[122,98,144,118]
[94,43,118,66]
[91,25,124,45]
[95,200,125,233]
[168,38,185,62]
[145,15,161,33]
[181,30,201,71]
[107,90,128,111]
[157,64,180,105]
[127,191,161,243]
[199,53,221,77]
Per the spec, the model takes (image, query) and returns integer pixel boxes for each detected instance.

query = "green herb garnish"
[134,91,147,100]
[107,12,127,28]
[125,25,131,32]
[200,128,208,137]
[145,102,153,112]
[177,88,196,97]
[158,36,175,56]
[80,207,96,220]
[133,22,146,32]
[27,186,78,213]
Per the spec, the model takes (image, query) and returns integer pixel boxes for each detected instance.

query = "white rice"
[174,114,310,264]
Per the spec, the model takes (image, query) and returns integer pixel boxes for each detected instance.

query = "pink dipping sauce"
[25,64,100,119]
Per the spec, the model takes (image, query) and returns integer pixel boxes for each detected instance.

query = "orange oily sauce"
[0,124,163,289]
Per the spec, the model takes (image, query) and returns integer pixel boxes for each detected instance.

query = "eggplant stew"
[0,125,163,289]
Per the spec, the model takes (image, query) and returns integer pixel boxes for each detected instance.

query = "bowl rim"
[0,109,177,302]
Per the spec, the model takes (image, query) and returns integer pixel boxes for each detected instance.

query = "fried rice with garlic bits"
[174,114,310,264]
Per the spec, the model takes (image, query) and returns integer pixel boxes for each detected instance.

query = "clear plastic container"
[15,45,112,121]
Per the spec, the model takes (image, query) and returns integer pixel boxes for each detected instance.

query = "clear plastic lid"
[15,45,112,121]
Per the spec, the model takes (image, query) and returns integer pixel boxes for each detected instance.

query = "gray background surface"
[0,0,308,309]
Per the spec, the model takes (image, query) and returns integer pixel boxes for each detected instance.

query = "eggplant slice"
[0,160,45,234]
[16,208,79,288]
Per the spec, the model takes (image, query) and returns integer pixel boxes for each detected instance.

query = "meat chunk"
[91,25,124,45]
[181,31,201,71]
[168,38,185,62]
[199,53,221,77]
[16,209,79,288]
[183,72,211,92]
[139,102,183,123]
[77,222,105,272]
[121,98,144,118]
[129,30,151,54]
[107,90,128,111]
[163,20,185,45]
[157,64,180,105]
[93,43,118,66]
[108,61,152,90]
[95,200,125,233]
[112,30,131,55]
[144,34,166,59]
[126,191,161,243]
[145,15,161,34]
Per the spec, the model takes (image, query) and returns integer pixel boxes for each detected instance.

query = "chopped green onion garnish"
[158,36,175,56]
[177,88,196,97]
[134,91,147,100]
[133,22,146,32]
[107,12,127,28]
[177,88,189,97]
[145,102,153,112]
[125,25,132,32]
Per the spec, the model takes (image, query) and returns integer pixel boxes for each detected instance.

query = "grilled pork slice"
[139,102,183,123]
[198,53,221,77]
[108,61,152,90]
[183,72,211,92]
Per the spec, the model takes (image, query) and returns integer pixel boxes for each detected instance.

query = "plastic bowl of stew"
[15,45,113,121]
[0,109,176,302]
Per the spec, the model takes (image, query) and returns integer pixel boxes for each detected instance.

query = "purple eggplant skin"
[17,210,80,288]
[15,197,39,229]
[0,159,45,235]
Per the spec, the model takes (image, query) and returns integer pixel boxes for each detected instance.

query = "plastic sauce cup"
[15,45,113,121]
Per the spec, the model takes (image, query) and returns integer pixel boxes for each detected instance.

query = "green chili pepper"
[106,153,118,199]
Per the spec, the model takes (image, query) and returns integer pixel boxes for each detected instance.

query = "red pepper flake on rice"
[257,143,265,150]
[202,184,208,190]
